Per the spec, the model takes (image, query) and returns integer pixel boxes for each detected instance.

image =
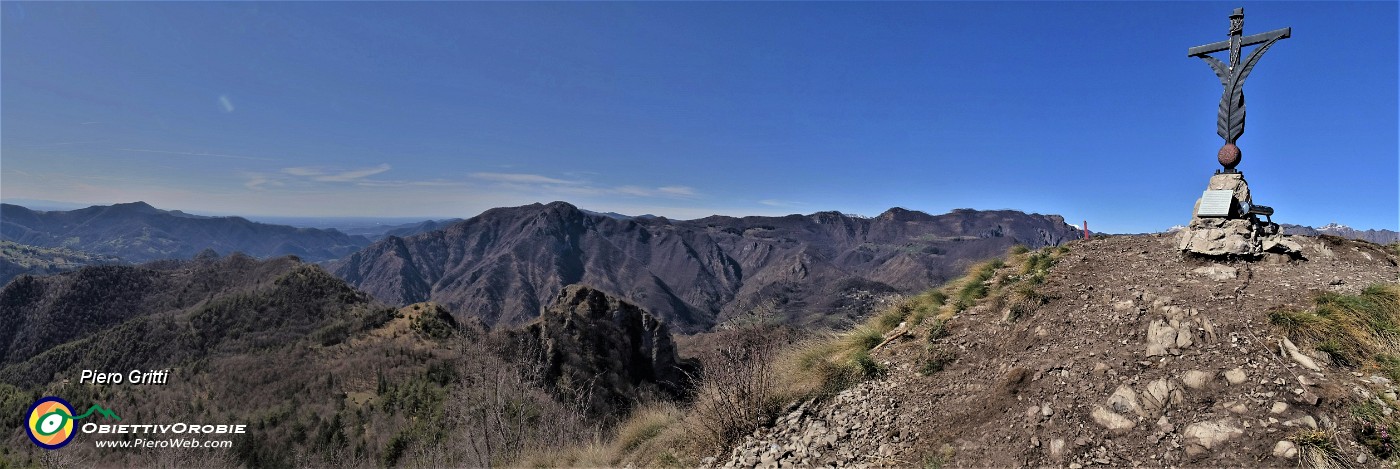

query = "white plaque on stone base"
[1196,190,1234,217]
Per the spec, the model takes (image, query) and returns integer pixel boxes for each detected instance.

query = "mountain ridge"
[1281,223,1399,245]
[1,202,371,263]
[331,201,1082,333]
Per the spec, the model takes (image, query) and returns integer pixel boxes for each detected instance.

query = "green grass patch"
[1270,283,1400,461]
[1379,355,1400,384]
[926,320,947,343]
[1351,384,1400,460]
[1269,284,1400,370]
[925,245,1067,320]
[953,260,1001,311]
[877,307,909,331]
[1290,429,1336,452]
[1354,413,1398,459]
[921,445,956,469]
[919,349,955,376]
[906,292,947,327]
[851,350,885,379]
[850,326,884,351]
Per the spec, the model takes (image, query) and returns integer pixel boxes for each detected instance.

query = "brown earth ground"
[715,234,1400,468]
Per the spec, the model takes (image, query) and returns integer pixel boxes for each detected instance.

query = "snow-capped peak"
[1319,222,1353,232]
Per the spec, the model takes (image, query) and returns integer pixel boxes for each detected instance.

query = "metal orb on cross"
[1187,8,1290,173]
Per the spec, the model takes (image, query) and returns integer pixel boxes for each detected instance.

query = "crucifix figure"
[1188,8,1291,172]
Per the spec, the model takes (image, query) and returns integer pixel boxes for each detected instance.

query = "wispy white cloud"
[218,95,235,113]
[467,172,701,200]
[317,164,392,182]
[280,164,392,182]
[19,140,106,148]
[281,167,323,177]
[469,172,580,185]
[244,174,283,190]
[759,199,804,207]
[615,185,700,199]
[615,185,653,197]
[657,186,698,197]
[118,148,273,161]
[354,179,464,188]
[246,165,463,192]
[79,121,102,125]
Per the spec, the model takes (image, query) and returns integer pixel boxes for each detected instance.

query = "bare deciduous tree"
[435,338,599,468]
[688,325,795,451]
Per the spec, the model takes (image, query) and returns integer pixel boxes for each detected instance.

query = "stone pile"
[1176,172,1301,258]
[716,377,914,469]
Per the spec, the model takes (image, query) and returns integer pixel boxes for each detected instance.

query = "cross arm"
[1187,27,1291,57]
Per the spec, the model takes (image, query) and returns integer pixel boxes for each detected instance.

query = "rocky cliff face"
[713,234,1400,468]
[332,202,1081,332]
[504,285,694,417]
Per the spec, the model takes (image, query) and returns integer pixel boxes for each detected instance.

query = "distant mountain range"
[331,201,1082,332]
[1281,223,1399,245]
[333,218,465,240]
[0,202,371,263]
[7,201,1391,333]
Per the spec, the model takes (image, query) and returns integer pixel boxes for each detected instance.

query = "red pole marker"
[1083,220,1089,240]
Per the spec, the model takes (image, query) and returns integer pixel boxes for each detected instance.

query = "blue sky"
[2,2,1395,233]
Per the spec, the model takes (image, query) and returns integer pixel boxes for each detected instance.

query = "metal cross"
[1188,8,1290,148]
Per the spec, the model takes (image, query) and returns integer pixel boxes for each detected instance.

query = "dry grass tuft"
[1290,429,1349,469]
[957,246,1064,323]
[558,243,1076,467]
[516,402,687,468]
[951,259,1003,311]
[1272,284,1400,463]
[1269,284,1400,374]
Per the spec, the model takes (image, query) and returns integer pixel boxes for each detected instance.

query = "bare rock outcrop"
[505,284,695,417]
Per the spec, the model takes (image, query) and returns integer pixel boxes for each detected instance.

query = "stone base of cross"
[1177,170,1300,259]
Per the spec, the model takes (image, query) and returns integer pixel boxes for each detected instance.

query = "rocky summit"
[503,285,696,418]
[712,234,1398,468]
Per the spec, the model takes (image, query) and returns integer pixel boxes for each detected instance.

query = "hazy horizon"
[0,196,1078,225]
[4,2,1396,233]
[7,197,1397,236]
